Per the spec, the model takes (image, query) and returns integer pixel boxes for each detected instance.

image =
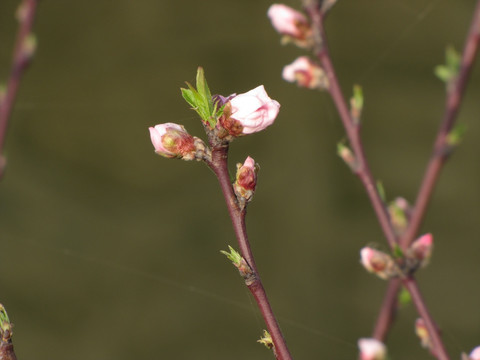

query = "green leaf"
[181,88,197,108]
[398,286,412,307]
[220,246,242,266]
[446,123,467,146]
[376,180,386,202]
[435,45,460,84]
[0,304,12,335]
[352,84,363,111]
[180,67,217,128]
[434,65,451,83]
[392,244,404,258]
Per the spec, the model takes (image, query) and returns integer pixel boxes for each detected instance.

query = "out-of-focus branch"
[370,0,480,347]
[0,0,39,179]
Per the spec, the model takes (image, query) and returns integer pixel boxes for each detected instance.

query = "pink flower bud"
[360,247,396,280]
[267,4,311,44]
[469,346,480,360]
[233,156,257,204]
[149,123,196,160]
[222,85,280,135]
[282,56,329,89]
[358,338,387,360]
[415,318,433,351]
[409,233,433,267]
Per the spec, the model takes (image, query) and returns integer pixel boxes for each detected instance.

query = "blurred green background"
[0,0,479,359]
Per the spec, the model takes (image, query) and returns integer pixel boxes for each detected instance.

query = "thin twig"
[303,1,452,358]
[371,278,401,341]
[304,3,398,250]
[400,0,480,250]
[206,145,293,360]
[0,0,38,179]
[370,0,480,345]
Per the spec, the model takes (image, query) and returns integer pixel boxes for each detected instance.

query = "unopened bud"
[360,247,397,280]
[469,346,480,360]
[220,246,256,285]
[22,34,37,62]
[415,318,433,352]
[233,156,258,206]
[267,4,313,48]
[0,304,12,341]
[358,338,387,360]
[337,143,358,171]
[408,233,433,269]
[388,197,410,235]
[350,85,363,123]
[149,123,205,161]
[282,56,329,89]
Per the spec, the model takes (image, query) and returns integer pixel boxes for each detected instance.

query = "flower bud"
[282,56,329,89]
[360,247,397,280]
[233,156,257,205]
[408,233,433,268]
[337,142,357,172]
[267,4,312,48]
[358,338,387,360]
[220,86,280,136]
[388,197,411,235]
[149,123,198,160]
[469,346,480,360]
[415,318,433,352]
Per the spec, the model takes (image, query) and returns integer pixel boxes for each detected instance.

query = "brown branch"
[371,278,401,341]
[302,1,456,358]
[370,0,480,347]
[0,339,17,360]
[0,0,38,179]
[304,2,398,251]
[400,0,480,250]
[206,145,293,360]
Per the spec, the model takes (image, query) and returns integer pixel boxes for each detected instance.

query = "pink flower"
[227,85,280,135]
[358,338,387,360]
[282,56,328,89]
[149,123,196,159]
[360,247,396,280]
[267,4,309,39]
[470,346,480,360]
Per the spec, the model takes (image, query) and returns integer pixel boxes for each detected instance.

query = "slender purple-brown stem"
[400,0,480,250]
[0,338,17,360]
[303,1,452,358]
[0,0,38,179]
[206,145,292,360]
[370,0,480,345]
[304,2,398,250]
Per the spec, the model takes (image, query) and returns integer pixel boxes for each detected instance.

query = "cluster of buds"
[360,233,434,279]
[233,156,258,207]
[268,4,330,91]
[358,338,387,360]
